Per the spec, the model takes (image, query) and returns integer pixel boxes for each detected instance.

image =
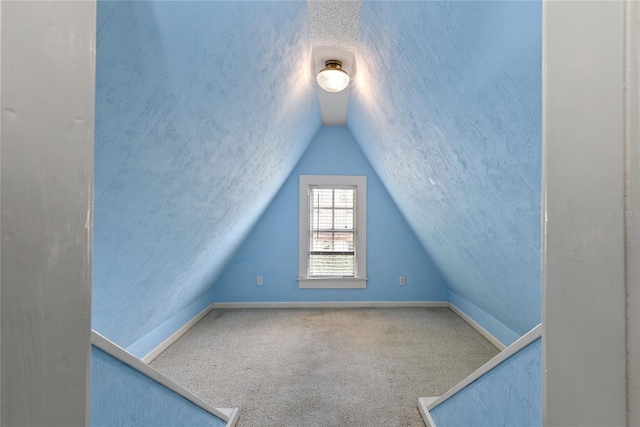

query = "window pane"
[309,254,355,276]
[333,209,354,230]
[311,232,334,251]
[310,232,354,252]
[310,208,334,230]
[334,189,354,208]
[332,232,354,251]
[311,188,333,208]
[307,184,358,277]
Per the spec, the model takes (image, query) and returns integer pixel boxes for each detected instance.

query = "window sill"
[297,277,367,289]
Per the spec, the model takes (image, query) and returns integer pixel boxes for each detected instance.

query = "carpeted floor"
[150,308,499,427]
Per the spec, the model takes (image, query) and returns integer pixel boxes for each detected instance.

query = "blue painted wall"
[91,346,226,426]
[212,127,448,302]
[449,291,520,346]
[348,1,542,337]
[94,1,321,353]
[430,338,541,426]
[126,293,211,359]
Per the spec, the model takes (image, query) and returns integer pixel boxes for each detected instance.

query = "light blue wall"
[430,338,542,427]
[212,127,448,302]
[94,1,321,352]
[348,1,542,336]
[91,346,226,427]
[125,293,211,359]
[448,290,520,346]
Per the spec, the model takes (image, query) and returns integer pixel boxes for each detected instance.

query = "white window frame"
[298,175,367,289]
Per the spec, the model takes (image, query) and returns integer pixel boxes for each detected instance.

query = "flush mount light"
[316,60,350,93]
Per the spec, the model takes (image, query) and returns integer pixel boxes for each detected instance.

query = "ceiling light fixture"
[316,60,350,93]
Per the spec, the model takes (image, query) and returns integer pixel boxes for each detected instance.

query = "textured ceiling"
[308,0,361,55]
[93,0,541,349]
[308,0,361,125]
[348,1,542,335]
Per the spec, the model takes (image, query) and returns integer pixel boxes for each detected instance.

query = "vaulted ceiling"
[94,0,541,349]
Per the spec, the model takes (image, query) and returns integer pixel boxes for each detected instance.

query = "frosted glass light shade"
[317,60,350,93]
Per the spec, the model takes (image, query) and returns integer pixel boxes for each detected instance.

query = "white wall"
[543,1,638,425]
[1,2,3,423]
[625,3,640,425]
[0,2,95,425]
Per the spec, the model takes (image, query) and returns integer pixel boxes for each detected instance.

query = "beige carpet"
[150,307,499,427]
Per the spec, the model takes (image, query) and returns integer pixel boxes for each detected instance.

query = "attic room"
[92,0,541,423]
[93,0,540,361]
[2,1,638,427]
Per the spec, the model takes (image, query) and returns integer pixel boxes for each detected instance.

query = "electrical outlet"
[399,276,406,286]
[256,276,263,286]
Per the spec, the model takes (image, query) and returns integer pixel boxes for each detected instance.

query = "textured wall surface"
[212,127,448,302]
[348,1,542,335]
[430,338,541,427]
[94,1,321,350]
[91,346,226,426]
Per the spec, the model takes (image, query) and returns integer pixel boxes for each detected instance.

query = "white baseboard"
[210,301,449,309]
[216,408,240,427]
[141,304,214,364]
[448,303,506,351]
[132,298,522,427]
[420,324,541,415]
[143,301,448,362]
[417,324,541,426]
[140,300,500,367]
[418,397,438,427]
[92,330,235,423]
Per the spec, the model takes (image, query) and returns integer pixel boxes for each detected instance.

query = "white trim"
[448,303,507,351]
[217,408,240,427]
[210,301,449,309]
[419,323,542,416]
[298,277,367,289]
[141,304,214,364]
[299,175,367,288]
[140,301,486,362]
[417,397,438,427]
[91,330,237,424]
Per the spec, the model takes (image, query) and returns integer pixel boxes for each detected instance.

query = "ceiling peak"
[307,0,362,125]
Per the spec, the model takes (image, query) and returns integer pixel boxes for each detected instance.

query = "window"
[308,186,355,276]
[298,175,367,288]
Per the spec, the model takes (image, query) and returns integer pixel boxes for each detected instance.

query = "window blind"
[308,186,356,276]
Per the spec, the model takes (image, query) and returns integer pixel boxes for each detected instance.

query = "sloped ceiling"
[94,0,541,348]
[94,1,320,348]
[348,1,542,335]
